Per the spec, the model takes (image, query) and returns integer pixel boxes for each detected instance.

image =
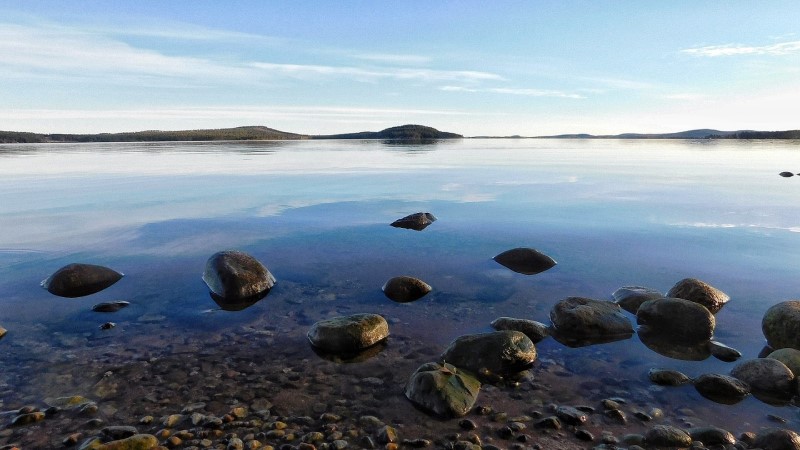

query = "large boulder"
[307,314,389,354]
[404,362,481,418]
[762,301,800,350]
[441,331,537,377]
[693,373,750,404]
[752,428,800,450]
[382,276,431,303]
[41,263,123,298]
[612,285,663,314]
[390,212,436,231]
[767,348,800,376]
[202,250,275,302]
[730,358,795,398]
[636,297,715,343]
[490,317,549,343]
[493,248,556,275]
[549,297,633,346]
[666,278,729,314]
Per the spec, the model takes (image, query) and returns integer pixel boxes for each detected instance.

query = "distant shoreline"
[1,124,799,144]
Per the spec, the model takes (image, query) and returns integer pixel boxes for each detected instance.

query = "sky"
[1,1,799,136]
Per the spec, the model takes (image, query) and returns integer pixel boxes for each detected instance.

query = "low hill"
[537,129,800,139]
[0,126,306,143]
[314,124,462,140]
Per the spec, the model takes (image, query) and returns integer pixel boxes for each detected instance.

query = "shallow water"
[1,138,800,446]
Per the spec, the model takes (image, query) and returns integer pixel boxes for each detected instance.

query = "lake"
[1,139,799,448]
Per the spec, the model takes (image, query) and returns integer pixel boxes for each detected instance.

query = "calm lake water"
[1,138,799,445]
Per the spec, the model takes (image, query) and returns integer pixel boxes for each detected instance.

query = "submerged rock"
[644,425,692,448]
[694,373,750,405]
[307,313,389,354]
[636,297,715,343]
[612,286,663,314]
[648,368,691,386]
[666,278,730,314]
[762,300,800,350]
[91,301,130,313]
[41,263,123,298]
[767,348,800,376]
[382,276,432,303]
[490,317,550,343]
[638,328,711,361]
[709,340,742,362]
[752,428,800,450]
[441,330,537,377]
[99,434,159,450]
[493,247,556,275]
[549,297,633,346]
[730,358,795,398]
[390,212,437,231]
[202,250,275,303]
[404,362,481,418]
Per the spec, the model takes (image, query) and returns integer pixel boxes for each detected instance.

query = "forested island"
[0,125,461,144]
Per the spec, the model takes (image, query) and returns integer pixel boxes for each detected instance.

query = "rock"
[687,427,736,446]
[41,263,123,298]
[666,278,730,314]
[767,348,800,375]
[390,212,437,231]
[440,330,537,377]
[382,276,432,303]
[549,297,633,346]
[493,248,556,275]
[101,426,138,440]
[636,297,715,343]
[99,322,115,330]
[693,373,750,404]
[730,358,795,397]
[644,425,692,448]
[11,412,45,426]
[779,171,795,177]
[612,286,663,314]
[762,300,800,350]
[202,250,275,306]
[554,406,587,425]
[307,313,389,354]
[0,326,6,339]
[92,301,130,313]
[404,362,481,418]
[709,340,742,362]
[638,328,711,361]
[752,428,800,450]
[45,395,93,409]
[648,368,691,386]
[490,317,550,343]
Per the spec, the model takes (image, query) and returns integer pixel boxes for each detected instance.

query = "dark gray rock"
[490,317,550,343]
[767,348,800,376]
[404,362,481,418]
[382,276,431,303]
[779,171,795,177]
[493,248,556,275]
[709,340,742,362]
[549,297,633,346]
[101,425,138,440]
[693,373,750,404]
[753,428,800,450]
[667,278,730,314]
[390,212,436,231]
[637,297,715,343]
[554,406,587,425]
[307,314,389,354]
[687,427,735,446]
[644,425,692,448]
[91,301,130,313]
[730,358,795,397]
[202,250,275,302]
[762,300,800,350]
[441,330,536,377]
[41,263,123,298]
[648,368,691,386]
[612,285,663,314]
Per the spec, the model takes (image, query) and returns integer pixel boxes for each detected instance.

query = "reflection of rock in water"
[310,339,388,363]
[638,328,711,361]
[209,289,270,311]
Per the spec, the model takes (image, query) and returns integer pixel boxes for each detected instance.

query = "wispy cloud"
[682,40,800,57]
[440,85,584,99]
[352,53,432,65]
[250,62,502,83]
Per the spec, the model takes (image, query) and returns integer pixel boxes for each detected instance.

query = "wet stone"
[767,348,800,375]
[440,330,537,377]
[637,297,715,343]
[203,250,275,305]
[687,426,736,446]
[709,340,742,362]
[575,429,594,441]
[648,368,691,386]
[693,373,750,404]
[534,416,561,430]
[752,428,800,450]
[390,212,437,231]
[666,278,730,314]
[779,171,795,177]
[549,297,633,345]
[554,406,587,425]
[613,285,664,314]
[381,276,432,303]
[730,358,795,397]
[308,313,389,354]
[604,409,627,425]
[490,317,550,343]
[644,425,692,448]
[493,247,557,275]
[762,300,800,350]
[458,419,477,431]
[42,263,124,298]
[101,425,138,440]
[404,362,481,418]
[92,301,130,313]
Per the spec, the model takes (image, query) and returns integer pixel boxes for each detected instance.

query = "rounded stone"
[307,314,389,354]
[686,427,735,446]
[762,301,800,350]
[693,373,750,404]
[637,297,715,343]
[613,286,663,314]
[644,425,692,448]
[779,171,795,177]
[404,362,481,418]
[390,212,436,231]
[730,358,795,396]
[709,340,742,362]
[752,428,800,450]
[490,317,550,343]
[0,326,6,340]
[41,263,123,298]
[440,330,537,376]
[493,247,556,275]
[382,276,432,303]
[549,297,633,344]
[666,278,730,314]
[648,368,691,386]
[767,348,800,376]
[202,250,275,301]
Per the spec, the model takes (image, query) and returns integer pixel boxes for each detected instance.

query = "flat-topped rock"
[493,247,556,275]
[42,263,123,298]
[667,278,730,314]
[307,313,389,354]
[441,330,537,377]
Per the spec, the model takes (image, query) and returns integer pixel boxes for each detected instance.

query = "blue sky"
[1,1,799,135]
